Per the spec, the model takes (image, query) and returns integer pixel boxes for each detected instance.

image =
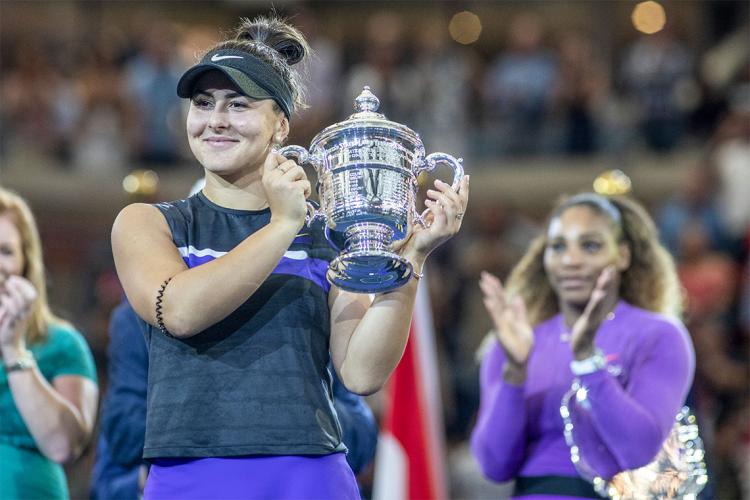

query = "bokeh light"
[122,169,160,197]
[593,169,633,195]
[632,1,667,35]
[449,11,482,45]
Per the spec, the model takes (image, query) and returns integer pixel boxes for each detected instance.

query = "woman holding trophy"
[471,193,698,499]
[111,15,469,498]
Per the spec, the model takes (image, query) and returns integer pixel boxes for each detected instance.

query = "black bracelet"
[156,277,173,337]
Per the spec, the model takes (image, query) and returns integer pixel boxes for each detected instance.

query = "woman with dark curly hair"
[471,193,694,499]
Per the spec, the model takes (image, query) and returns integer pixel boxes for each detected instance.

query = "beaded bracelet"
[155,277,173,337]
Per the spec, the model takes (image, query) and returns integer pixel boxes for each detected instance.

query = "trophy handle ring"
[414,152,464,227]
[276,145,325,227]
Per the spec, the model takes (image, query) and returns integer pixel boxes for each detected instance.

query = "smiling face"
[186,71,288,177]
[543,205,630,308]
[0,213,24,280]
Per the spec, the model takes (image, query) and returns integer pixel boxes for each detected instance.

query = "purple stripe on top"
[292,233,313,245]
[180,247,330,292]
[183,254,216,268]
[144,453,360,500]
[273,254,331,293]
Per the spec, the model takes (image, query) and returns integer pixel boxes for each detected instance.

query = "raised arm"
[1,276,98,464]
[470,341,529,482]
[569,320,695,473]
[329,176,469,395]
[111,154,310,338]
[470,270,534,481]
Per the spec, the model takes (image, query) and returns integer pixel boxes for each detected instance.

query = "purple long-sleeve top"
[471,301,695,498]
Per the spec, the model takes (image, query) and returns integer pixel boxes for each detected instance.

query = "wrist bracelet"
[570,349,606,376]
[4,349,36,373]
[156,277,173,337]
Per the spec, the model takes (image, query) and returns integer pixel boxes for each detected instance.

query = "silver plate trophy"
[560,381,708,499]
[279,87,464,293]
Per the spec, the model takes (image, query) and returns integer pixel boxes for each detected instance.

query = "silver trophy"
[279,87,464,293]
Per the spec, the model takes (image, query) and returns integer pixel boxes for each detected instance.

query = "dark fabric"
[90,302,148,500]
[143,193,344,459]
[91,298,378,498]
[513,475,604,499]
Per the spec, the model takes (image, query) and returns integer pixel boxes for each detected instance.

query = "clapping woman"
[471,193,694,499]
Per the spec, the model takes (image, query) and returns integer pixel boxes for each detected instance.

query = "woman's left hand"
[393,176,470,266]
[570,265,617,359]
[0,275,37,351]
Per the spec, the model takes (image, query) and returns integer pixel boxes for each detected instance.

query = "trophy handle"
[413,152,464,227]
[276,145,326,227]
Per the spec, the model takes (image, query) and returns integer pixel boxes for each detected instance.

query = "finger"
[479,271,507,307]
[297,179,312,199]
[457,175,470,200]
[263,152,285,172]
[424,199,447,228]
[511,296,528,323]
[6,276,37,304]
[586,266,615,312]
[1,283,31,319]
[433,179,461,206]
[482,296,503,324]
[576,267,616,335]
[426,189,462,223]
[0,294,20,321]
[389,225,413,253]
[283,164,308,183]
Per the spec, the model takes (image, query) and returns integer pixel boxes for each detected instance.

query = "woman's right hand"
[0,275,37,352]
[479,271,534,377]
[262,152,311,230]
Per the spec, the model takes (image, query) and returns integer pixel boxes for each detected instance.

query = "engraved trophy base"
[326,222,413,293]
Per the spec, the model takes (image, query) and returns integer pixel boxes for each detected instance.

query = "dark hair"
[552,193,623,238]
[208,15,310,112]
[506,193,682,325]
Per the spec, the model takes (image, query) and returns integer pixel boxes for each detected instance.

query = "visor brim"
[176,64,273,101]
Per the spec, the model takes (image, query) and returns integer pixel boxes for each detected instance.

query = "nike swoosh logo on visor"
[211,54,244,62]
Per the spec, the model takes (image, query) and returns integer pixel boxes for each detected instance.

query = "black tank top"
[142,192,345,459]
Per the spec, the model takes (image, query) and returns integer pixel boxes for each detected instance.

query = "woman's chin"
[558,289,593,308]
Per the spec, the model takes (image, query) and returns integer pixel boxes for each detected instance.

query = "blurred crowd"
[1,5,748,169]
[1,1,748,499]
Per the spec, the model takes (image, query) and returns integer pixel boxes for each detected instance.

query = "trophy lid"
[349,86,385,119]
[310,86,422,151]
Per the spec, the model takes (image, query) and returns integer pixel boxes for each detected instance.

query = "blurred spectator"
[552,31,610,155]
[0,39,78,162]
[124,22,185,167]
[677,221,738,321]
[712,69,750,243]
[482,11,558,156]
[408,17,476,159]
[621,29,694,152]
[656,161,734,257]
[343,11,421,125]
[288,7,343,145]
[72,28,137,175]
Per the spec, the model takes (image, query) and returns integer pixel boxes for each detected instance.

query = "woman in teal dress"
[0,187,98,499]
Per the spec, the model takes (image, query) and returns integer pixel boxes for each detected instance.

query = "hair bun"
[234,15,307,66]
[273,39,304,65]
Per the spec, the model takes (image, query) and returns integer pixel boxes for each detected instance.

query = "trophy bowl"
[279,87,464,293]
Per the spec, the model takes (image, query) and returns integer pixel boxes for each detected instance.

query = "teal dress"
[0,323,97,500]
